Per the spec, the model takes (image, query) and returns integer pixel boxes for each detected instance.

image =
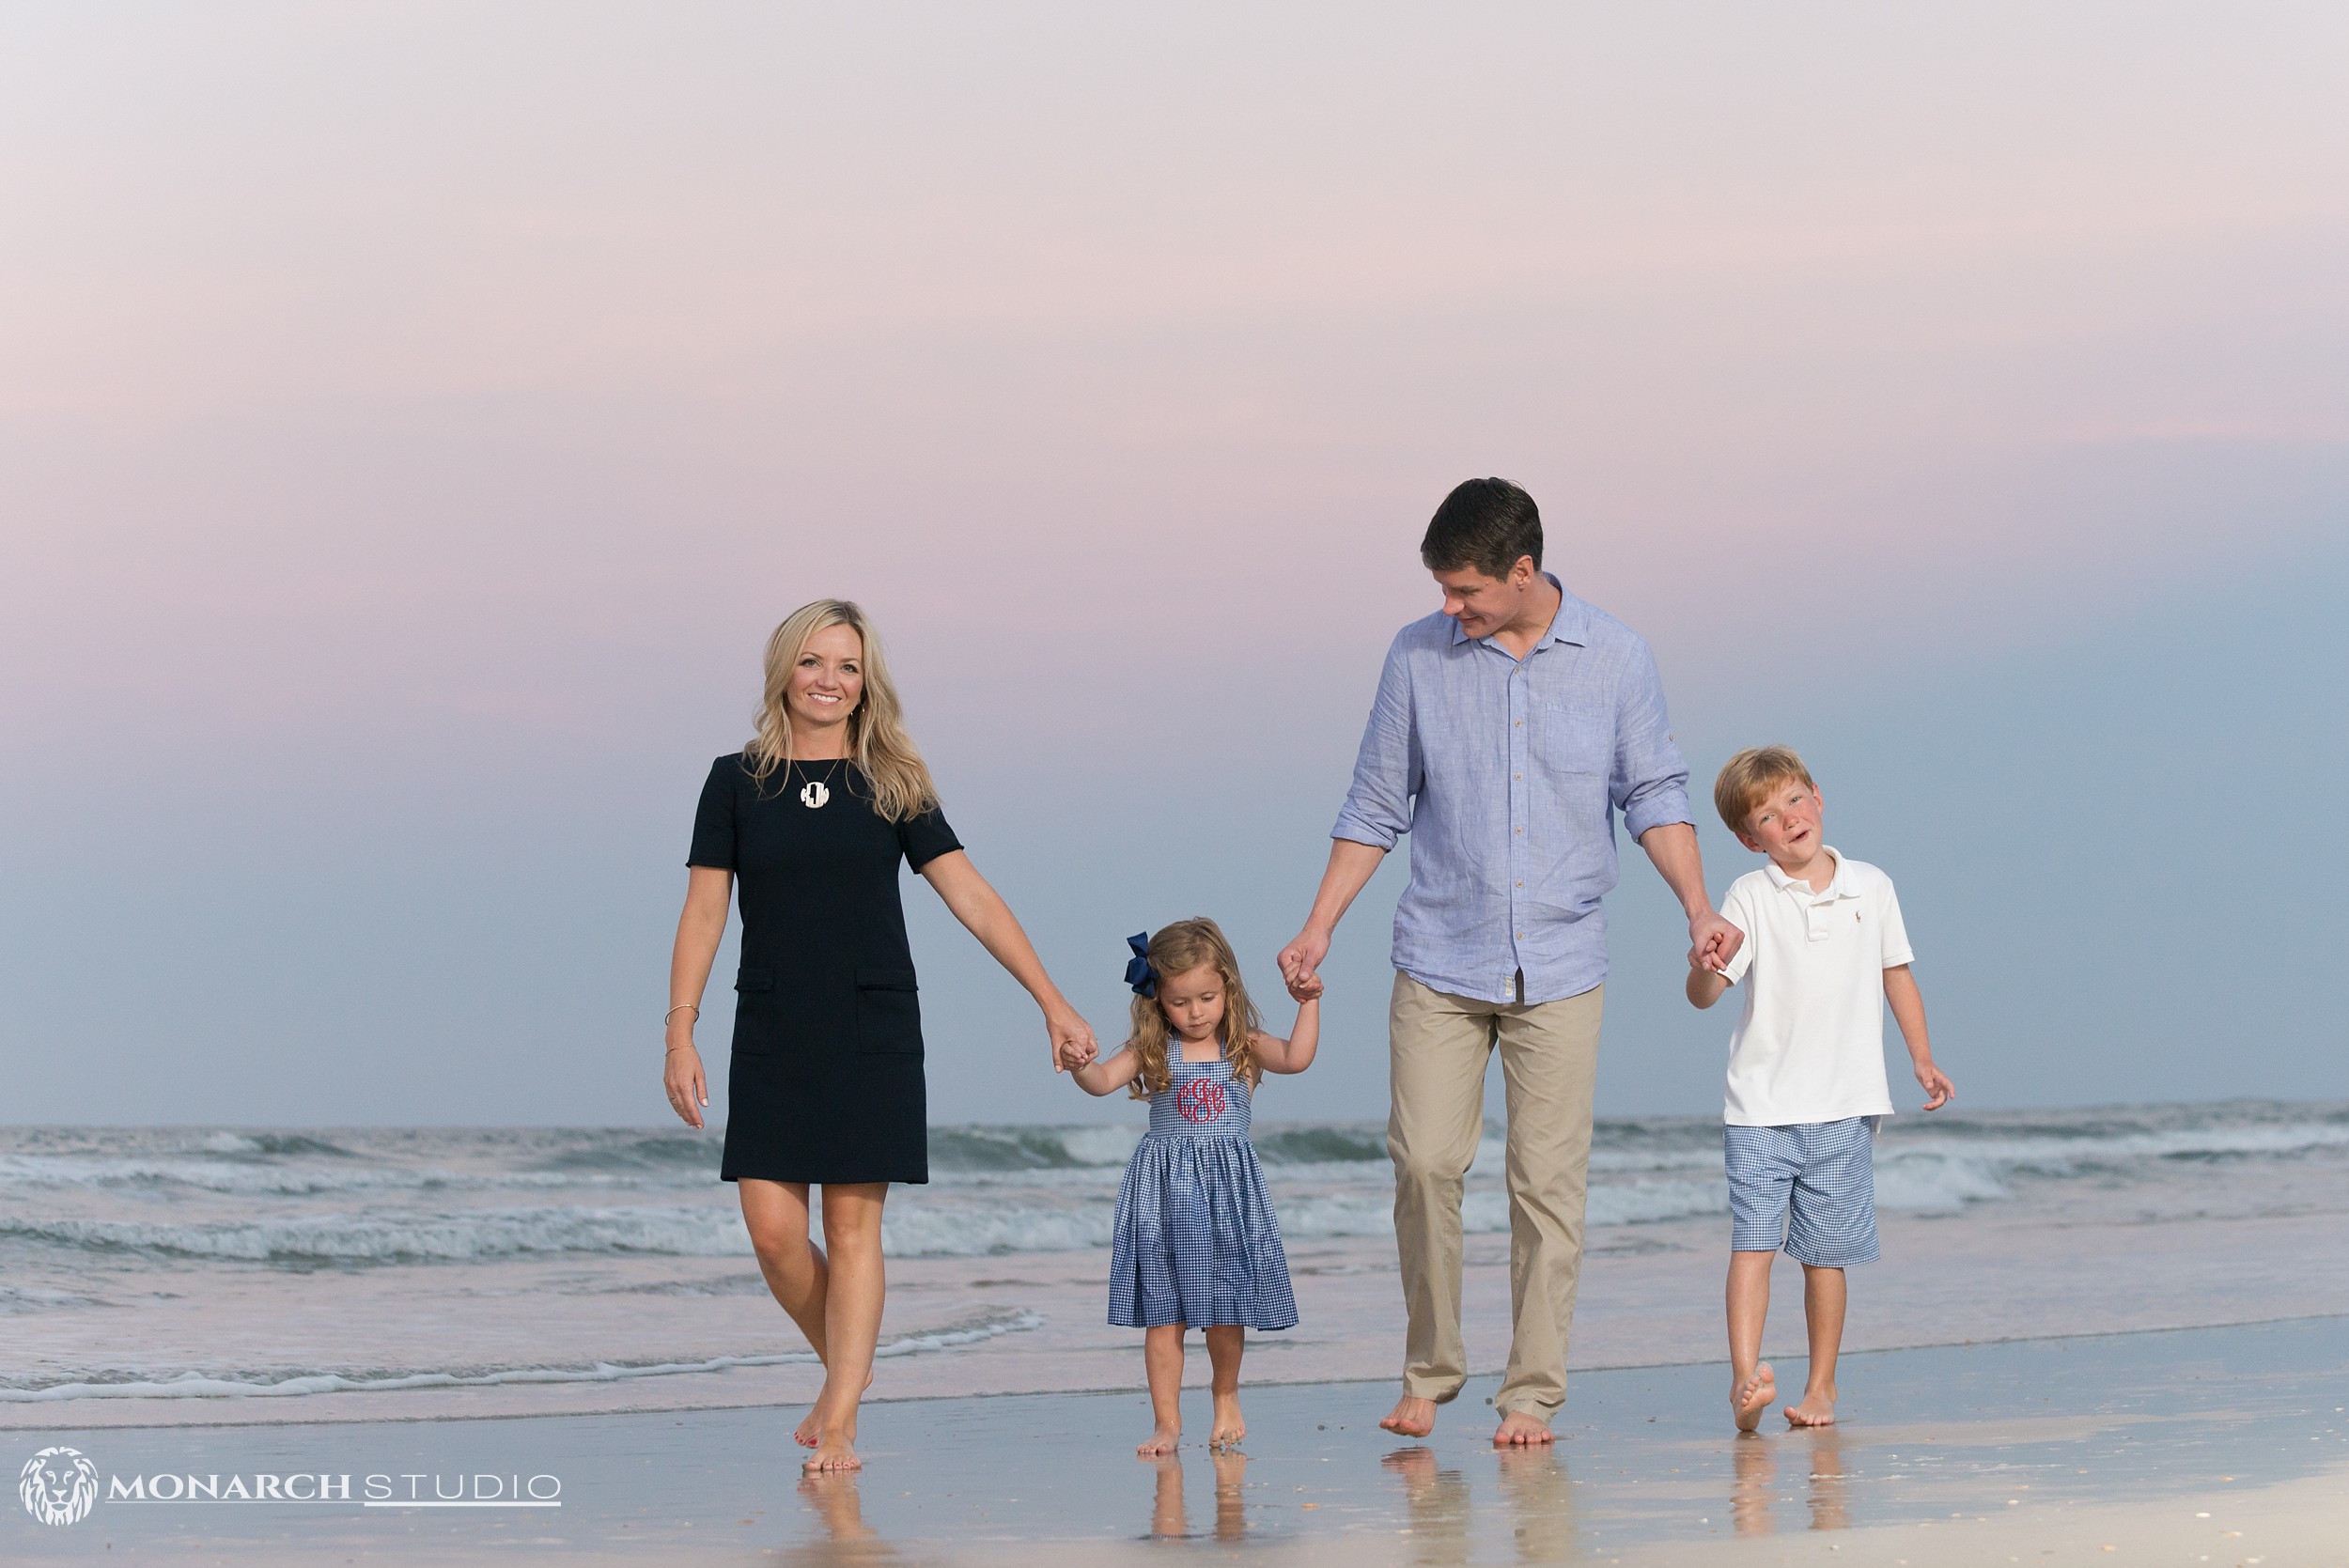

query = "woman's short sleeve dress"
[688,753,961,1185]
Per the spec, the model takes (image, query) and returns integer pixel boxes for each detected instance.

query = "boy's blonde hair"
[1125,917,1265,1100]
[1714,745,1817,836]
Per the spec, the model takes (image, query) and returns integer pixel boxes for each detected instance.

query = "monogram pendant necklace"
[799,757,846,809]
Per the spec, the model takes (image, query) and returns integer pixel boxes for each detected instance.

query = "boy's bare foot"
[1784,1388,1837,1427]
[1733,1362,1776,1432]
[1136,1422,1181,1456]
[803,1437,861,1472]
[1210,1391,1246,1451]
[1379,1395,1437,1437]
[1492,1409,1554,1447]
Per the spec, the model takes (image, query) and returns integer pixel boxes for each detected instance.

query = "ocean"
[5,1100,2345,1412]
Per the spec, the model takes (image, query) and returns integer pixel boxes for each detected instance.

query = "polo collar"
[1448,572,1590,651]
[1765,847,1849,899]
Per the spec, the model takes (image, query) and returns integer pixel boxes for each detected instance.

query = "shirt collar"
[1448,572,1589,651]
[1764,847,1849,899]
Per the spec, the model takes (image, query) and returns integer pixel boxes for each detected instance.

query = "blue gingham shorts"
[1723,1116,1880,1267]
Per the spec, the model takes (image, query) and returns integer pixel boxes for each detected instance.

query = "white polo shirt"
[1716,848,1913,1127]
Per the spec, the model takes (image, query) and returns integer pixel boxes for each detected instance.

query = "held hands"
[1046,1000,1098,1074]
[1277,927,1330,1002]
[1915,1059,1955,1111]
[1688,908,1742,974]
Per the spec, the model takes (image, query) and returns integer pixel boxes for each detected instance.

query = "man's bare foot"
[1492,1408,1554,1447]
[1733,1362,1776,1432]
[1379,1395,1437,1437]
[1136,1422,1181,1456]
[803,1437,861,1472]
[1210,1391,1246,1451]
[1784,1388,1837,1427]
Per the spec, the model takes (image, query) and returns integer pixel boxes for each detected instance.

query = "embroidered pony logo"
[1177,1079,1228,1124]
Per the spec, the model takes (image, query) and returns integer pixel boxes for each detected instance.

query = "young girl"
[1069,917,1320,1454]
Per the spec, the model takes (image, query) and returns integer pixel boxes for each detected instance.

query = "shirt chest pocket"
[1528,699,1611,780]
[854,968,924,1057]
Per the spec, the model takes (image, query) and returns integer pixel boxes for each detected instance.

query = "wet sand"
[15,1200,2348,1432]
[10,1315,2345,1563]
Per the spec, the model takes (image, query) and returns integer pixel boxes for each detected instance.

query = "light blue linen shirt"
[1331,579,1693,1005]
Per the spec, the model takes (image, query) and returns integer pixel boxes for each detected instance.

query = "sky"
[1,3,2343,1126]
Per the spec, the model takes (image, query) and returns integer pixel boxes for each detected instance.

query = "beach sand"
[10,1315,2344,1563]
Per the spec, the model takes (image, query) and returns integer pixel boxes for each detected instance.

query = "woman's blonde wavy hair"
[1126,917,1265,1100]
[744,599,940,823]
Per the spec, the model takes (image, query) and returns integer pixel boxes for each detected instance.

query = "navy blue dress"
[1108,1054,1298,1330]
[688,753,960,1186]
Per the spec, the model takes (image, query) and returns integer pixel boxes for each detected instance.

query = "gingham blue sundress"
[1108,1054,1298,1330]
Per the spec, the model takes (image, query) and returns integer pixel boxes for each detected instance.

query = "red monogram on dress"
[1176,1078,1229,1124]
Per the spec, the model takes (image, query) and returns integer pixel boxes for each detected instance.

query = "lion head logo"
[19,1447,98,1527]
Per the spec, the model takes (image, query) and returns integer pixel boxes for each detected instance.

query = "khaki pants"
[1388,970,1603,1421]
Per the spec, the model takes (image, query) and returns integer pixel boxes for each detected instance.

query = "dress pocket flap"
[735,966,775,992]
[854,967,919,992]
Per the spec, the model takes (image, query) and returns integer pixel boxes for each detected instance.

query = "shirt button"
[1514,773,1521,780]
[1515,720,1522,727]
[1516,827,1523,834]
[1516,880,1523,887]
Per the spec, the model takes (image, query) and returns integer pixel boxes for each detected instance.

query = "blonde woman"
[662,598,1097,1474]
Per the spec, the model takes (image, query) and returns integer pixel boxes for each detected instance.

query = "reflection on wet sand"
[788,1471,901,1566]
[1727,1424,1852,1537]
[1801,1423,1849,1531]
[1731,1432,1776,1536]
[1142,1449,1251,1541]
[1382,1446,1470,1563]
[1493,1445,1576,1561]
[1380,1441,1576,1563]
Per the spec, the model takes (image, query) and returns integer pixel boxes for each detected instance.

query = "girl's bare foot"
[1733,1362,1776,1432]
[1378,1394,1437,1437]
[1784,1387,1837,1427]
[1491,1409,1554,1447]
[1136,1423,1181,1456]
[1209,1391,1246,1451]
[803,1437,862,1472]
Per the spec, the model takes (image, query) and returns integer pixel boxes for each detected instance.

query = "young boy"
[1688,746,1954,1431]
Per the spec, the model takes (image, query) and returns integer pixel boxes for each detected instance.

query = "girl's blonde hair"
[1126,917,1265,1100]
[744,599,941,823]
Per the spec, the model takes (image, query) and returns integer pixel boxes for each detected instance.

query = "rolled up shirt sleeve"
[1331,632,1422,849]
[1610,636,1694,843]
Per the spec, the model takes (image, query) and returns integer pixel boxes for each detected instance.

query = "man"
[1278,477,1740,1447]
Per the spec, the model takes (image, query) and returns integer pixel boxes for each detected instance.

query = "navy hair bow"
[1124,932,1158,999]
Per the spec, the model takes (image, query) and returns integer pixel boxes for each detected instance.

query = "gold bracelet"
[664,1004,699,1022]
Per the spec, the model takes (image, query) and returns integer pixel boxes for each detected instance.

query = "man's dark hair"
[1420,477,1543,580]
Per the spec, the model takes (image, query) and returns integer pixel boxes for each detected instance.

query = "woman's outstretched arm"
[662,866,732,1128]
[919,849,1098,1072]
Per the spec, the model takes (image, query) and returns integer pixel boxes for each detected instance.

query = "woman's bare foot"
[1209,1391,1246,1451]
[1784,1386,1837,1427]
[1379,1395,1437,1437]
[1733,1362,1776,1432]
[803,1437,862,1472]
[1491,1409,1554,1447]
[795,1371,874,1448]
[1136,1422,1181,1456]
